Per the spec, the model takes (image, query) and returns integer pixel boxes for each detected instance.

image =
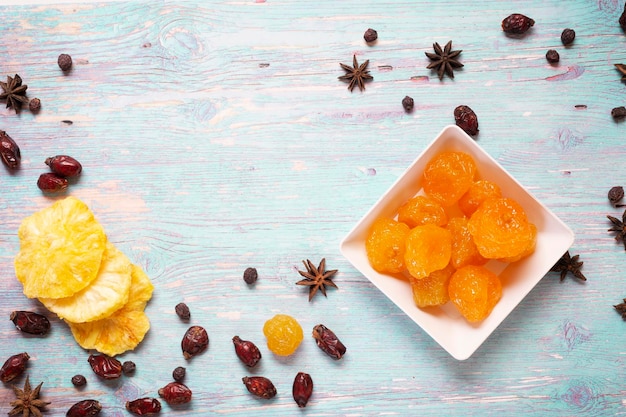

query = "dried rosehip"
[126,398,161,415]
[546,49,560,64]
[10,310,50,335]
[501,13,535,34]
[181,325,209,359]
[172,366,186,382]
[620,5,626,33]
[312,324,346,360]
[37,173,69,193]
[158,381,192,405]
[292,372,313,408]
[45,155,83,178]
[561,28,575,46]
[0,130,21,169]
[363,28,378,43]
[232,336,262,367]
[402,96,414,113]
[71,374,87,387]
[243,267,258,284]
[66,399,102,417]
[88,354,123,379]
[242,376,277,399]
[58,53,73,71]
[454,105,479,136]
[122,361,136,375]
[175,302,190,320]
[612,106,626,121]
[0,352,29,382]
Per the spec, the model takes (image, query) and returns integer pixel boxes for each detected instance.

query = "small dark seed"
[71,374,87,386]
[546,49,560,64]
[58,53,73,71]
[402,96,414,113]
[611,106,626,120]
[29,98,41,112]
[608,186,625,207]
[561,28,575,46]
[363,28,378,43]
[175,302,191,320]
[172,366,186,382]
[243,267,258,284]
[122,361,136,375]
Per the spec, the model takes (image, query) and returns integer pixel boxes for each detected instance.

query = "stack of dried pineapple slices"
[14,196,154,357]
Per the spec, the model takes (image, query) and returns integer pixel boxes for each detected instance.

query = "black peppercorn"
[175,302,191,320]
[172,366,186,382]
[58,53,73,71]
[363,28,378,43]
[402,96,414,113]
[561,28,575,46]
[611,106,626,120]
[122,361,136,375]
[546,49,560,64]
[243,267,258,284]
[71,374,87,386]
[28,98,41,112]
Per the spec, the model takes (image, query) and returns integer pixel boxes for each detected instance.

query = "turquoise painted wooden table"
[1,0,626,415]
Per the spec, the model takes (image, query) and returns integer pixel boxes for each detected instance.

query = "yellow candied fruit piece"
[448,265,502,323]
[404,224,452,280]
[263,314,303,356]
[458,180,502,217]
[423,151,477,207]
[397,195,448,228]
[410,263,455,308]
[365,217,411,274]
[447,217,487,269]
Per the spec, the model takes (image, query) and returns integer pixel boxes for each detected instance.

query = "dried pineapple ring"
[39,242,132,323]
[67,264,154,356]
[15,197,107,299]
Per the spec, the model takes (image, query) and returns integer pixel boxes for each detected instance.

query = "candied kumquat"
[458,180,502,217]
[404,224,452,279]
[423,151,477,207]
[397,195,448,228]
[365,217,411,273]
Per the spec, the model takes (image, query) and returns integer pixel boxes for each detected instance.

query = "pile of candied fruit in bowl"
[365,151,537,323]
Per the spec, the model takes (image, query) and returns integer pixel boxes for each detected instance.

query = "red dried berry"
[546,49,560,64]
[172,366,186,382]
[158,382,192,405]
[501,13,535,34]
[402,96,414,113]
[181,325,209,359]
[0,352,30,382]
[363,28,378,43]
[37,173,68,193]
[58,54,73,71]
[71,374,87,387]
[122,361,136,375]
[312,324,346,360]
[126,398,161,415]
[0,130,21,170]
[45,155,82,178]
[454,105,479,136]
[10,310,50,335]
[620,5,626,33]
[175,302,190,320]
[292,372,313,408]
[66,399,102,417]
[242,376,277,399]
[232,336,262,367]
[88,354,123,379]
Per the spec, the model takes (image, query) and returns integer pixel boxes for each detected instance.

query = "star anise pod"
[614,299,626,319]
[0,74,28,112]
[550,251,586,282]
[425,41,463,80]
[338,55,373,92]
[296,258,338,301]
[607,210,626,250]
[9,376,50,417]
[615,64,626,82]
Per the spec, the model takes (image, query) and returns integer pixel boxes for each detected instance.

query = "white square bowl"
[340,125,575,360]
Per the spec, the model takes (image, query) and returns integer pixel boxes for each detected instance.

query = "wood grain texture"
[1,0,626,415]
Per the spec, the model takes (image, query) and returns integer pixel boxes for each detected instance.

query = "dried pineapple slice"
[15,197,107,299]
[39,242,132,323]
[67,264,154,356]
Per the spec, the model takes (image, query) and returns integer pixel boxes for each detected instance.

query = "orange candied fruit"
[423,151,477,207]
[458,180,502,217]
[365,217,411,274]
[448,265,502,322]
[447,217,487,269]
[397,195,448,228]
[410,263,455,308]
[262,314,303,356]
[468,197,536,260]
[404,224,452,280]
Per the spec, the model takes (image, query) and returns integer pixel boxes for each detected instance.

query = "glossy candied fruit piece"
[404,224,452,280]
[468,197,536,260]
[262,314,303,356]
[397,195,448,228]
[448,265,501,322]
[410,263,455,308]
[423,151,477,207]
[447,217,487,269]
[365,217,411,274]
[499,223,537,263]
[458,180,502,217]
